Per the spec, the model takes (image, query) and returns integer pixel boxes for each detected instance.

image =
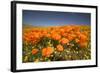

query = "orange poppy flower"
[66,26,73,32]
[32,49,39,55]
[51,33,61,40]
[82,31,88,36]
[42,47,54,57]
[60,28,65,34]
[79,42,88,48]
[75,31,81,36]
[56,44,64,52]
[42,31,47,35]
[60,38,69,44]
[67,34,76,41]
[33,32,40,39]
[79,33,87,42]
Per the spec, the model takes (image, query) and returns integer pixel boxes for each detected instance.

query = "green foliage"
[51,39,59,48]
[37,37,52,48]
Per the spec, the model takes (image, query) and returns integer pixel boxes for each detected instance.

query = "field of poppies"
[22,25,91,63]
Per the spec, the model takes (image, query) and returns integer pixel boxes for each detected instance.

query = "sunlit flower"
[60,38,69,44]
[79,33,88,42]
[56,44,64,52]
[42,47,54,57]
[79,42,88,48]
[32,49,39,55]
[51,33,61,40]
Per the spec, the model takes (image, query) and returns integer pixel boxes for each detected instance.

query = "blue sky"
[23,10,91,26]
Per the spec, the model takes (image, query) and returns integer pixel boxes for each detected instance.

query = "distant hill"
[23,24,90,29]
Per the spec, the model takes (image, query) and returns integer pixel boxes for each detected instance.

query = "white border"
[16,4,96,70]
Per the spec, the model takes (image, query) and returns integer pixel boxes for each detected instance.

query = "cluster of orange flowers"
[23,26,89,45]
[23,25,89,58]
[31,45,64,58]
